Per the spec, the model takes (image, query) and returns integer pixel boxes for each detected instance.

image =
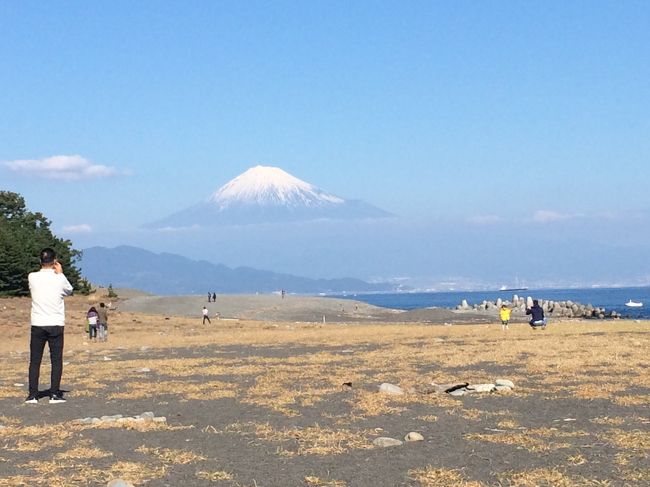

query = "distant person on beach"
[281,289,285,299]
[499,305,511,330]
[26,248,73,404]
[202,306,211,324]
[526,300,547,329]
[208,293,211,303]
[86,306,99,341]
[97,302,109,342]
[212,292,216,303]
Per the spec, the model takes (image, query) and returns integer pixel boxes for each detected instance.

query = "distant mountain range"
[145,165,392,228]
[79,246,395,295]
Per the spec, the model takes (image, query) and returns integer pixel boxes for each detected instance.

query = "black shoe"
[49,392,66,404]
[25,394,38,404]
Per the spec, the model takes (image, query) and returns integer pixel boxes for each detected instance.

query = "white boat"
[499,285,528,292]
[625,300,643,308]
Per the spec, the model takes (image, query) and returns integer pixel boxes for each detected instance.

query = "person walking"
[202,306,211,325]
[97,302,109,342]
[26,248,73,404]
[86,306,99,341]
[499,305,511,331]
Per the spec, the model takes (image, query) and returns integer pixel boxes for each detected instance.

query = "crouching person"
[526,299,547,330]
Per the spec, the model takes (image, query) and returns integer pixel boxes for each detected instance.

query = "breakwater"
[457,294,621,319]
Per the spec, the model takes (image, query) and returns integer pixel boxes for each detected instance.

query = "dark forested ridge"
[0,191,89,296]
[80,245,394,295]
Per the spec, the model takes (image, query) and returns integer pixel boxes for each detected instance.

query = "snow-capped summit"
[146,165,391,228]
[208,165,344,208]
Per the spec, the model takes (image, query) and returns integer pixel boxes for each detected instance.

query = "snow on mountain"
[146,165,392,228]
[208,166,345,208]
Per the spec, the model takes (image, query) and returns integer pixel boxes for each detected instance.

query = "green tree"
[0,191,88,296]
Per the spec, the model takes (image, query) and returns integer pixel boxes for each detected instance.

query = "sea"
[334,287,650,319]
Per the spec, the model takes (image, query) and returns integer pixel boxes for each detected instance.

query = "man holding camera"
[25,248,73,404]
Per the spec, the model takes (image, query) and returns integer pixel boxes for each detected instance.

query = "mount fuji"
[146,166,392,228]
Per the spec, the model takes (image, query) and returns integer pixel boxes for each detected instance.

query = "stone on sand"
[495,379,515,389]
[373,437,403,447]
[379,383,405,395]
[448,388,469,396]
[107,480,134,487]
[404,432,424,442]
[467,383,496,393]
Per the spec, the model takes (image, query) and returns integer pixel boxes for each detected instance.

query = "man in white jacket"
[25,248,73,404]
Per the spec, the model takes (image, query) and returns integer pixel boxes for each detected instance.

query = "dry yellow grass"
[408,466,483,486]
[135,445,206,464]
[304,476,347,486]
[604,429,650,450]
[501,468,620,486]
[1,294,649,486]
[54,440,113,460]
[465,427,588,453]
[225,421,374,456]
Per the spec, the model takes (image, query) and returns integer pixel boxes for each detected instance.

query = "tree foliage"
[0,191,88,296]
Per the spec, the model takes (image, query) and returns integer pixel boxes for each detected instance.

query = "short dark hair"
[100,302,105,308]
[533,299,539,306]
[40,248,56,265]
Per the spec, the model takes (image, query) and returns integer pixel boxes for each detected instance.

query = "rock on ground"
[107,480,134,487]
[404,432,424,442]
[373,437,403,447]
[379,383,405,395]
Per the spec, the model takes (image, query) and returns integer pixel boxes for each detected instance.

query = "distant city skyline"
[1,2,649,286]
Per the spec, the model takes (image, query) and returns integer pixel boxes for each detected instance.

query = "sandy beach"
[0,293,648,486]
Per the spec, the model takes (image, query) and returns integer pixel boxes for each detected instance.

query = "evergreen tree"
[0,191,87,296]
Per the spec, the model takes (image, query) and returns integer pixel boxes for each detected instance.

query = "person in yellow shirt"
[499,305,511,330]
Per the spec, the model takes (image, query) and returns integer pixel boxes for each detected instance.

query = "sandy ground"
[0,294,648,486]
[117,293,492,324]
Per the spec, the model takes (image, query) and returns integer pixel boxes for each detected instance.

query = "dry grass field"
[0,294,648,486]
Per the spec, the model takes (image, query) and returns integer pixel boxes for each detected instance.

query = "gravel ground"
[117,293,491,324]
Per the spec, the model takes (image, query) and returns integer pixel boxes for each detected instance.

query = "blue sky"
[1,1,649,284]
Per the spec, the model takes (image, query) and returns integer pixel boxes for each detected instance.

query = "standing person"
[526,299,547,329]
[208,293,211,303]
[212,292,216,303]
[202,306,211,325]
[26,248,73,404]
[97,302,109,342]
[499,305,511,331]
[87,306,99,341]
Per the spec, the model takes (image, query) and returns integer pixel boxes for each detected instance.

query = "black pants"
[203,315,211,324]
[29,326,64,396]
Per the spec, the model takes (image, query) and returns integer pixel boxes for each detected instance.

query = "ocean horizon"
[333,286,650,319]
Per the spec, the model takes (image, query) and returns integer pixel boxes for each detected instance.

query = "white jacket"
[28,269,73,327]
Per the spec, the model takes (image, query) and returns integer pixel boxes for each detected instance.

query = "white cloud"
[3,154,125,180]
[532,210,575,223]
[62,224,93,233]
[467,214,504,225]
